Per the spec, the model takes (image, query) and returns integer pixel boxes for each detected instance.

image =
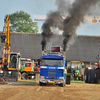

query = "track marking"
[61,87,65,92]
[36,86,42,91]
[3,82,14,85]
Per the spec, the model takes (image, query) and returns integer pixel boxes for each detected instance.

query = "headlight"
[59,77,64,79]
[40,76,45,79]
[9,71,11,74]
[0,71,3,73]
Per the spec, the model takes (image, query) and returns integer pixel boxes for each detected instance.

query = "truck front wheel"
[95,70,100,84]
[21,72,28,80]
[39,82,42,86]
[84,68,88,83]
[61,83,65,87]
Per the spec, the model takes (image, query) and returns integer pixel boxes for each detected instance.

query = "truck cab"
[20,58,35,79]
[39,47,67,87]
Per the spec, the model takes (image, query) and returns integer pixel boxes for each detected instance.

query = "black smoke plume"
[41,0,70,50]
[63,0,99,51]
[41,11,61,50]
[41,0,99,51]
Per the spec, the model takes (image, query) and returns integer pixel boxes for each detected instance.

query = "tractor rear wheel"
[90,69,95,83]
[88,69,91,83]
[21,72,28,80]
[95,70,100,84]
[84,68,88,83]
[81,75,83,81]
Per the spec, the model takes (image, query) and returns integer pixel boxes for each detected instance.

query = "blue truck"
[39,47,70,87]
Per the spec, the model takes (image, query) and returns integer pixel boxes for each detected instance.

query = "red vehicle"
[34,61,40,73]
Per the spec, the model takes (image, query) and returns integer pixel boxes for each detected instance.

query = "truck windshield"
[41,58,63,66]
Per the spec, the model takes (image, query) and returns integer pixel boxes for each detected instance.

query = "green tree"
[9,11,39,33]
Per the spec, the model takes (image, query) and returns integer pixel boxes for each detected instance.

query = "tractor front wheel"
[84,68,88,83]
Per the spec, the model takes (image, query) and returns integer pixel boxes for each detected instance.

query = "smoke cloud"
[41,0,99,51]
[63,0,99,51]
[41,11,61,50]
[41,0,71,50]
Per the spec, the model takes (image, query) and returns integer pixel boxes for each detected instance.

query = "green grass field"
[71,80,85,84]
[20,79,36,82]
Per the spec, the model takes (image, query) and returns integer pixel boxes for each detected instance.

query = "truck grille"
[48,69,56,78]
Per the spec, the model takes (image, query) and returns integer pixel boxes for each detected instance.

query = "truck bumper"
[39,78,64,84]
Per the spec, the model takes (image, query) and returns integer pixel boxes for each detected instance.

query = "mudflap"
[66,75,71,85]
[0,70,19,82]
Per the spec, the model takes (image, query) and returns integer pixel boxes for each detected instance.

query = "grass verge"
[71,80,100,85]
[20,79,36,82]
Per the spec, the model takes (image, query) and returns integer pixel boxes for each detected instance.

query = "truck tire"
[61,83,64,87]
[88,69,91,83]
[90,69,95,83]
[42,83,46,86]
[21,72,28,80]
[39,82,42,86]
[84,68,88,83]
[81,75,83,81]
[95,70,100,84]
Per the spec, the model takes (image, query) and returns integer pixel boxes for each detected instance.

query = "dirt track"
[0,82,100,100]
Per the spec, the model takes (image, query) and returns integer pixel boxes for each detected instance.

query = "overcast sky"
[0,0,100,36]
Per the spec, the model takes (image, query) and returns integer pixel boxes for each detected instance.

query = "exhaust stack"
[63,51,66,58]
[42,51,44,56]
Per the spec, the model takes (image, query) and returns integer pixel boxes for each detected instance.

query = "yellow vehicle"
[0,15,21,82]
